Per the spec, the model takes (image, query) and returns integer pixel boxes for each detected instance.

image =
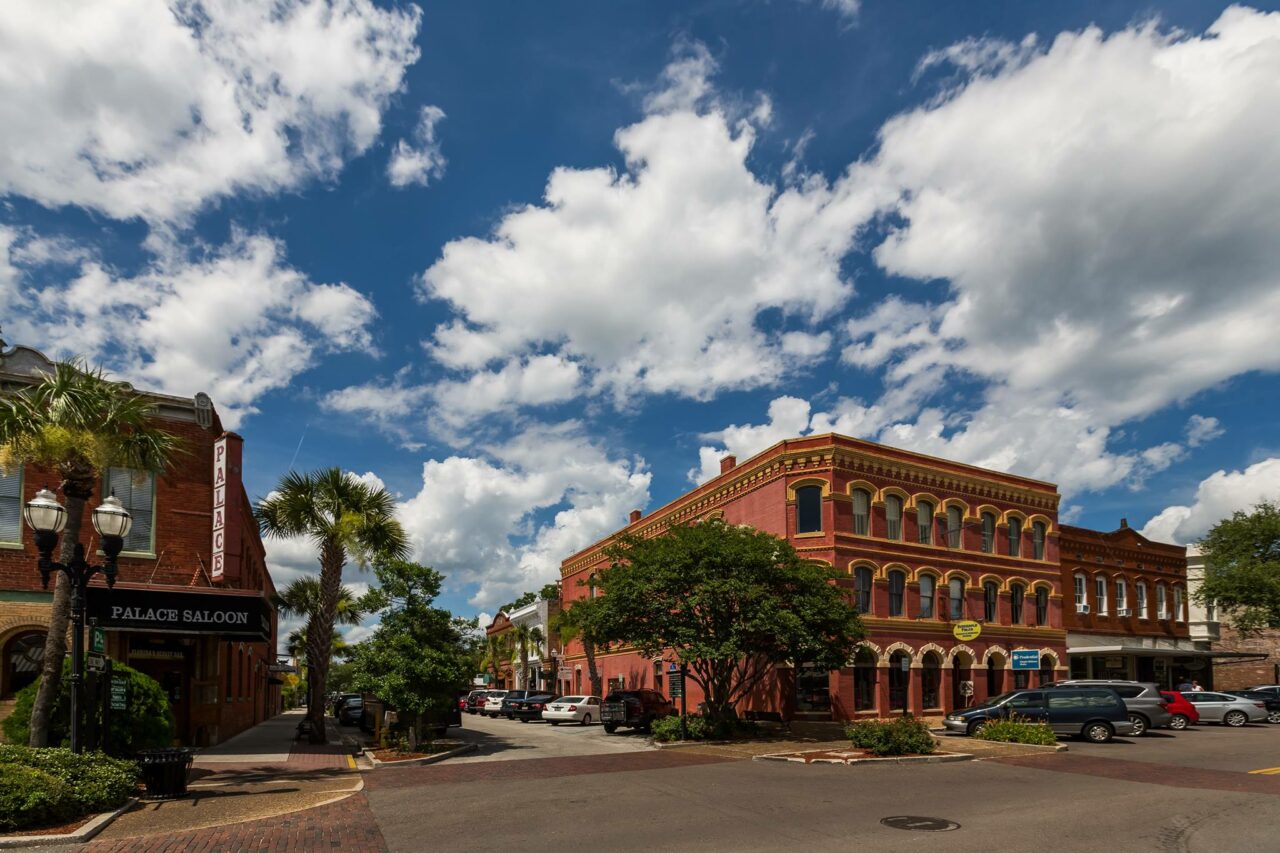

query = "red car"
[1160,691,1199,729]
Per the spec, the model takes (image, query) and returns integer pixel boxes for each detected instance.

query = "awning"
[1065,645,1261,659]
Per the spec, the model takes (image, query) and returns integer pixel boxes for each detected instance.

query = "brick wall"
[1212,625,1280,689]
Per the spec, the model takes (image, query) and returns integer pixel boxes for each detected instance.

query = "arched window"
[854,566,873,614]
[888,651,911,712]
[796,486,823,534]
[1039,654,1055,686]
[1010,584,1025,624]
[851,489,871,535]
[947,506,963,549]
[1073,573,1087,613]
[1008,516,1022,557]
[1032,521,1047,560]
[949,578,965,619]
[980,512,996,553]
[921,652,942,710]
[918,574,936,619]
[1094,575,1108,615]
[885,495,903,540]
[888,570,906,617]
[917,500,934,545]
[983,581,999,622]
[1035,587,1049,626]
[1156,582,1168,619]
[853,648,877,712]
[1174,586,1185,621]
[589,573,599,599]
[5,631,45,696]
[1136,581,1148,618]
[1116,578,1128,615]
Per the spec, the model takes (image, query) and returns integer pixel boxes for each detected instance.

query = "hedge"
[846,716,937,756]
[1,660,174,757]
[972,716,1059,745]
[0,746,137,814]
[0,764,75,832]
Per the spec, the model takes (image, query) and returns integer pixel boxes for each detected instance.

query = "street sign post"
[90,627,106,654]
[86,652,106,672]
[110,676,128,711]
[1011,650,1040,670]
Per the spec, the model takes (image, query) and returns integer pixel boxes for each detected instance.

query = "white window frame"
[918,573,936,619]
[885,495,903,541]
[106,468,157,556]
[1136,582,1148,619]
[1073,574,1086,608]
[0,466,23,547]
[851,489,871,536]
[1115,578,1127,614]
[1094,575,1108,615]
[1156,583,1168,619]
[1174,586,1184,622]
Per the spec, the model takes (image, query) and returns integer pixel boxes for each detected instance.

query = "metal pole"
[69,545,86,754]
[679,662,688,742]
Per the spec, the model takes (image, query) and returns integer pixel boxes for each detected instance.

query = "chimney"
[629,509,642,524]
[1119,518,1128,529]
[720,455,737,474]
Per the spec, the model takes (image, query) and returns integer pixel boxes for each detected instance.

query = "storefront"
[1065,638,1257,689]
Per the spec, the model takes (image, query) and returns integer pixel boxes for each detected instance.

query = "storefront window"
[796,663,831,714]
[921,653,942,709]
[853,648,877,712]
[888,651,910,712]
[1041,655,1057,685]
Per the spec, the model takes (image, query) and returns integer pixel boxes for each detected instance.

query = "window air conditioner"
[1076,604,1090,614]
[1117,608,1131,616]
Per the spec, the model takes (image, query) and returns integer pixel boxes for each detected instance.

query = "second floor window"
[1032,521,1047,560]
[851,489,871,535]
[1010,584,1024,623]
[854,567,873,614]
[1008,516,1022,557]
[796,486,823,534]
[918,574,935,618]
[1035,587,1049,626]
[888,570,905,616]
[1094,575,1108,615]
[885,495,903,541]
[0,468,21,545]
[1136,581,1147,618]
[106,468,155,554]
[1157,583,1168,619]
[983,581,998,622]
[1074,574,1086,609]
[947,506,963,548]
[1116,579,1127,613]
[949,578,965,619]
[917,500,934,544]
[1174,586,1184,621]
[980,512,996,553]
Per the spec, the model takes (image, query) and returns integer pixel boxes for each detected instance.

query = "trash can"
[138,748,194,800]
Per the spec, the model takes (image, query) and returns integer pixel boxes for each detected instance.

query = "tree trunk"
[518,644,529,690]
[584,637,602,698]
[29,490,88,748]
[305,538,346,744]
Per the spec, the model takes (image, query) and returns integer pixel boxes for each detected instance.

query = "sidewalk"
[194,708,354,771]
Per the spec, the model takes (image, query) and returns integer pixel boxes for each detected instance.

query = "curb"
[754,752,973,766]
[0,797,138,848]
[366,742,477,768]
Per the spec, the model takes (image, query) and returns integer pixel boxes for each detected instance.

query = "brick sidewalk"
[996,752,1280,795]
[86,793,386,853]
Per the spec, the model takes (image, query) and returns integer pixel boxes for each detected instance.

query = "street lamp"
[24,488,131,753]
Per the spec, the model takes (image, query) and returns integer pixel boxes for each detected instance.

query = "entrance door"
[795,664,831,716]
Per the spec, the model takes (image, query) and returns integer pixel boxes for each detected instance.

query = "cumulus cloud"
[1186,415,1224,448]
[396,422,650,609]
[3,225,378,427]
[415,41,880,421]
[0,0,421,223]
[387,105,447,188]
[1140,458,1280,544]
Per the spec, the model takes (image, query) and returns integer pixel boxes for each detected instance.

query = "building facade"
[1184,546,1280,689]
[0,343,280,745]
[560,434,1070,721]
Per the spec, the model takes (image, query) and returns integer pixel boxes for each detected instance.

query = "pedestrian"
[1190,680,1204,692]
[1176,679,1194,692]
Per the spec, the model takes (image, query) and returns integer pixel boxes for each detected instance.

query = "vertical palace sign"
[211,434,243,581]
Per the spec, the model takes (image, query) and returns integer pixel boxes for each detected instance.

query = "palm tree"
[481,632,513,688]
[276,576,364,682]
[256,469,408,743]
[0,359,180,747]
[510,623,544,689]
[554,597,605,698]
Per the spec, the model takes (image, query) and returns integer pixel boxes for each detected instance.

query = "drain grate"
[881,816,960,832]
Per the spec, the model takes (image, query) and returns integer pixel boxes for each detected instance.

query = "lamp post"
[24,488,132,754]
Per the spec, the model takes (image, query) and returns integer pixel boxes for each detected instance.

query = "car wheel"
[1128,714,1148,737]
[1084,722,1114,743]
[520,718,528,723]
[604,723,618,734]
[1169,714,1190,731]
[549,721,559,726]
[581,714,591,726]
[1224,710,1248,727]
[1267,710,1280,725]
[967,720,987,738]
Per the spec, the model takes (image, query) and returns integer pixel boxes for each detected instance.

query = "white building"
[1185,545,1221,650]
[506,598,559,691]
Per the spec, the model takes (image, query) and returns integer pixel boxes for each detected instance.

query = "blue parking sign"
[1011,650,1040,670]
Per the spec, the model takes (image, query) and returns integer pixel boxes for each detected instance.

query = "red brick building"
[560,434,1070,721]
[0,343,280,745]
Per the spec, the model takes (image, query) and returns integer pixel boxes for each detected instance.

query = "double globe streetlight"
[23,488,132,753]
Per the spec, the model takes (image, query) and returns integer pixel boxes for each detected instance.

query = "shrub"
[973,716,1058,746]
[650,715,762,742]
[0,764,76,832]
[845,716,937,756]
[0,746,137,814]
[1,661,174,757]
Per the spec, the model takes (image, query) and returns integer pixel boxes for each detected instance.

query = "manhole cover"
[881,816,960,832]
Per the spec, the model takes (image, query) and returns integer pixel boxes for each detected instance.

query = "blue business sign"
[1011,650,1041,670]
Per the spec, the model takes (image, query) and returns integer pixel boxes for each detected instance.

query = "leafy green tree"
[553,593,606,698]
[598,519,864,724]
[481,632,513,687]
[348,559,470,736]
[510,623,545,689]
[255,469,409,743]
[275,576,364,686]
[1197,501,1280,635]
[0,359,180,747]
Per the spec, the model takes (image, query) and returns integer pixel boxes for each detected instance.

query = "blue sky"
[5,1,1280,645]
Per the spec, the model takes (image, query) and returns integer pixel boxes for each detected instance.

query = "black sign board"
[669,672,684,698]
[110,677,128,711]
[87,587,271,641]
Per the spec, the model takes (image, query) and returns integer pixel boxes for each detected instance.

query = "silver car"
[1044,680,1173,736]
[1182,691,1269,726]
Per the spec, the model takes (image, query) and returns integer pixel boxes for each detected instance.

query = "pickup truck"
[601,689,674,734]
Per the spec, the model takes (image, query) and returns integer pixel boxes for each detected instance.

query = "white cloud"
[690,396,812,482]
[1186,415,1224,448]
[396,422,650,609]
[815,0,860,23]
[387,105,447,188]
[0,0,421,222]
[417,41,879,417]
[3,226,378,427]
[1140,457,1280,544]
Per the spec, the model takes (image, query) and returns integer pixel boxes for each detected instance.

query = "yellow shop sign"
[952,620,982,641]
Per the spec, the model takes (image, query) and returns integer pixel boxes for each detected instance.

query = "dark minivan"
[944,687,1135,743]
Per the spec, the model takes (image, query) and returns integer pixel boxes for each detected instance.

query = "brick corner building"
[0,343,280,745]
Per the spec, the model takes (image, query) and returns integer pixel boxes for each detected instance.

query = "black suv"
[512,693,558,722]
[498,690,536,720]
[601,689,673,734]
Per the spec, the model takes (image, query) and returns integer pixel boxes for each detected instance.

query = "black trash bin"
[138,748,194,800]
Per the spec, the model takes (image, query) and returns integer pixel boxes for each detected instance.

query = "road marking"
[1247,767,1280,775]
[347,755,357,769]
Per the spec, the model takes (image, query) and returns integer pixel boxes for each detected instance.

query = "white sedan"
[482,690,509,717]
[542,696,602,725]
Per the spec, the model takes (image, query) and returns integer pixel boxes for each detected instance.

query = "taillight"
[1255,703,1266,709]
[568,705,578,712]
[534,703,544,710]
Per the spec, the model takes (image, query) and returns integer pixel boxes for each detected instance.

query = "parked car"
[481,690,510,717]
[1042,680,1173,736]
[543,696,603,726]
[1158,691,1199,730]
[463,689,490,714]
[332,692,360,718]
[601,689,674,734]
[338,697,364,726]
[499,690,537,719]
[1222,690,1280,724]
[944,687,1135,743]
[1181,691,1269,726]
[1246,685,1280,699]
[512,693,558,722]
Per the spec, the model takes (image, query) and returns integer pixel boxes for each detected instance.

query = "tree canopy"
[1197,501,1280,635]
[598,519,863,722]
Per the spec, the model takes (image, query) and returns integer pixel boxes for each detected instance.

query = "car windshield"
[558,697,584,703]
[976,692,1017,708]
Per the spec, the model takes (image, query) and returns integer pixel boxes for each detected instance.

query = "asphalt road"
[365,721,1280,852]
[449,708,654,762]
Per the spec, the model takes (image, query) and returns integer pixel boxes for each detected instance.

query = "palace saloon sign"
[87,587,270,641]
